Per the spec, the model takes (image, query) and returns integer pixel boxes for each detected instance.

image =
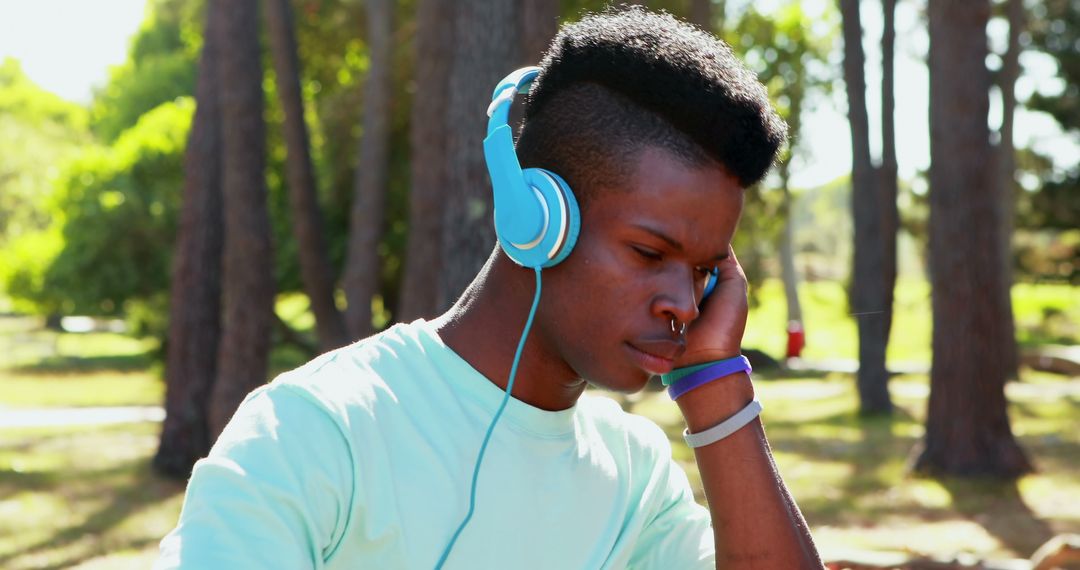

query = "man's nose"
[651,266,700,328]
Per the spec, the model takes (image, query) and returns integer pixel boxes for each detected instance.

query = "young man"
[157,7,822,569]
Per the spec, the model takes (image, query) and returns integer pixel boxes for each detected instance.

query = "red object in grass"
[786,320,805,358]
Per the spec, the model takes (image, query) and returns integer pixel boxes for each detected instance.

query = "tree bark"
[840,0,892,415]
[210,0,276,439]
[778,161,803,327]
[520,0,558,64]
[690,0,713,32]
[880,0,899,353]
[264,0,350,351]
[438,0,520,310]
[153,0,225,479]
[399,0,454,323]
[914,0,1031,478]
[996,0,1023,379]
[342,0,393,338]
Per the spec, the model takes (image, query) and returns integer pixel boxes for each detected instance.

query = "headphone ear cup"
[535,169,578,267]
[522,168,580,268]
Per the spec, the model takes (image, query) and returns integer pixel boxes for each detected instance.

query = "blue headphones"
[484,67,581,269]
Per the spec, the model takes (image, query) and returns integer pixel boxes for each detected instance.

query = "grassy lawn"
[0,423,185,569]
[0,316,163,408]
[0,279,1076,566]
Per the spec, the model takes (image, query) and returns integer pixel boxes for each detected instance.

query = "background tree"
[914,0,1031,478]
[343,0,393,338]
[438,0,520,309]
[154,0,224,479]
[209,0,276,438]
[839,0,892,416]
[521,0,559,64]
[879,0,900,367]
[265,0,349,351]
[689,0,715,31]
[399,0,455,322]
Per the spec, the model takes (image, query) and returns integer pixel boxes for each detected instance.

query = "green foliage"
[88,0,199,142]
[0,58,87,130]
[18,99,195,316]
[0,59,93,249]
[1015,0,1079,283]
[723,2,838,295]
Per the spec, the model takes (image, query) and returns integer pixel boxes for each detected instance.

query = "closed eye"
[631,245,662,261]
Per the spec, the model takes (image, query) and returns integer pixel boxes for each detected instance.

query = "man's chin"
[586,369,654,395]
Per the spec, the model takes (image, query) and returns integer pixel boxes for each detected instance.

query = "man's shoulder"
[268,319,439,417]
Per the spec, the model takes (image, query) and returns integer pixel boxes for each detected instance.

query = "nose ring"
[671,317,686,336]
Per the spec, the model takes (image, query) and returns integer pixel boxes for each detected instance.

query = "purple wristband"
[667,355,752,400]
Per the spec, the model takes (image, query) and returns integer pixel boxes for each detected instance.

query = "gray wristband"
[682,399,763,448]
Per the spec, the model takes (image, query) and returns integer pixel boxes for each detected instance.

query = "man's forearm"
[675,372,822,569]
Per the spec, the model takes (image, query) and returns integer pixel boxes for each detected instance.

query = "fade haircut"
[516,5,787,202]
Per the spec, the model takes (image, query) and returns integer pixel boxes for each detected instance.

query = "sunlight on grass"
[745,278,1079,365]
[629,370,1080,560]
[0,371,163,407]
[0,423,184,570]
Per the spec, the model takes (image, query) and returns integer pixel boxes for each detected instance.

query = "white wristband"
[683,399,763,448]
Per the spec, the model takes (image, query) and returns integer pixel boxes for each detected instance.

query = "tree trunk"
[399,0,455,323]
[914,0,1032,478]
[264,0,350,351]
[690,0,713,32]
[520,0,558,64]
[437,0,520,310]
[840,0,892,415]
[342,0,393,338]
[153,0,225,479]
[997,0,1023,380]
[880,0,899,353]
[778,163,803,327]
[210,0,276,439]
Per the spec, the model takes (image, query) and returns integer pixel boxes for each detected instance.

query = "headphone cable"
[434,267,543,569]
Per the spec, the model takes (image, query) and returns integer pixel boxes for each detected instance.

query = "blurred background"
[0,0,1077,568]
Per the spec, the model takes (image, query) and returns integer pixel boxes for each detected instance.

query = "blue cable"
[434,268,543,569]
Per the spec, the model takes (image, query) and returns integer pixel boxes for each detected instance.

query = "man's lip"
[625,340,685,375]
[631,338,686,361]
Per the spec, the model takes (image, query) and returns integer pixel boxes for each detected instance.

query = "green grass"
[0,422,185,570]
[744,278,1079,365]
[0,316,163,408]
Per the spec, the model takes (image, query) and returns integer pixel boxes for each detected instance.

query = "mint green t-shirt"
[156,319,713,569]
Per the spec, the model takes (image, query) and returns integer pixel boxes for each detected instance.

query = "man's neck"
[432,250,587,411]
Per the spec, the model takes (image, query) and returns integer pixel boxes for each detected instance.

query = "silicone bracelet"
[667,356,752,400]
[660,361,713,386]
[683,399,763,448]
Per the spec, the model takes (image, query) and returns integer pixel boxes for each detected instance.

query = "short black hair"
[516,5,786,200]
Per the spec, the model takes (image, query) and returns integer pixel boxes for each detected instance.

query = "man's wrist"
[675,347,743,368]
[674,371,755,433]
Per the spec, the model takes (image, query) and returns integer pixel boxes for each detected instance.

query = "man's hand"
[678,246,748,367]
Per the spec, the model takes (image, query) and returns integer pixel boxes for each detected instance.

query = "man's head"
[487,7,786,401]
[516,5,787,203]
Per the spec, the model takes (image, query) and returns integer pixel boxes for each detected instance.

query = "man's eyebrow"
[632,224,730,261]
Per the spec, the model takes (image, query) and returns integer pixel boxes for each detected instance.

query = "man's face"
[537,146,744,393]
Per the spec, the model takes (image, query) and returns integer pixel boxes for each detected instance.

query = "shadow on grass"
[10,352,154,375]
[0,457,183,569]
[939,477,1056,557]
